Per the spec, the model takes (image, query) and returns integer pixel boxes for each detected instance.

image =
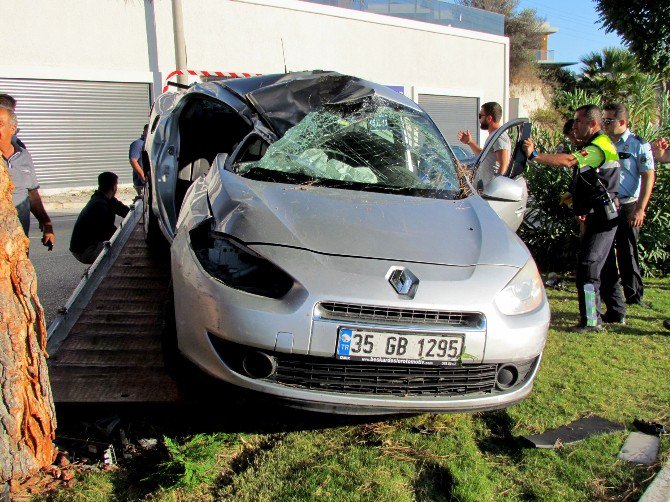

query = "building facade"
[1,0,509,189]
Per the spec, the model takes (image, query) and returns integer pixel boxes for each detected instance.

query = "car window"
[233,98,463,199]
[472,119,531,182]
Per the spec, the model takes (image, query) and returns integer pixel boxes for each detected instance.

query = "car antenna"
[281,38,288,73]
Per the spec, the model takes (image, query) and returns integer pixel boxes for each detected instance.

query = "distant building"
[535,22,578,67]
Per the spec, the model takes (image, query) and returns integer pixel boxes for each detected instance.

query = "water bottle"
[583,283,598,326]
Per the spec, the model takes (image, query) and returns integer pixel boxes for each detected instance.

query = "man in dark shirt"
[70,171,130,264]
[129,124,148,197]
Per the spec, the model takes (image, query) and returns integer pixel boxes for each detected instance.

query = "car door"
[471,118,531,232]
[151,89,254,242]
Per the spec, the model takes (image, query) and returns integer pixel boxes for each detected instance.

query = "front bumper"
[171,226,550,413]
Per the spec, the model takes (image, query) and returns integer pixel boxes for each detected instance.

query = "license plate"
[336,328,463,365]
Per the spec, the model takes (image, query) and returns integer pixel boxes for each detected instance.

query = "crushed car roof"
[190,70,423,137]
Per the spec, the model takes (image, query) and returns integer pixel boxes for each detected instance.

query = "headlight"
[189,219,294,298]
[494,259,544,315]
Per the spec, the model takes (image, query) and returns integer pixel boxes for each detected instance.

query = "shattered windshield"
[234,98,462,199]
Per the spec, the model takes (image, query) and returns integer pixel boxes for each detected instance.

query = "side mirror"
[481,175,523,202]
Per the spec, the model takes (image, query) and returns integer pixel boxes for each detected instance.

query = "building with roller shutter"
[2,0,508,191]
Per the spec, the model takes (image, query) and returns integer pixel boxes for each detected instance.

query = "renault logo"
[387,267,419,299]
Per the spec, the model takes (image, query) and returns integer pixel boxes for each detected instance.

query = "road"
[28,210,88,326]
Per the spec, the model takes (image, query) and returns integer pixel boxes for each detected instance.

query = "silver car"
[144,71,550,414]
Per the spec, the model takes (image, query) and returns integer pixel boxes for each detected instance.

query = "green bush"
[156,433,237,488]
[519,126,579,273]
[640,164,670,276]
[529,107,564,131]
[553,89,603,120]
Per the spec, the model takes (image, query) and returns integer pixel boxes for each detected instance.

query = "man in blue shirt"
[129,124,148,197]
[602,103,656,310]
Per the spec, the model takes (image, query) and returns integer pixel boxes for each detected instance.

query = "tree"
[574,47,663,130]
[579,47,649,102]
[0,158,57,484]
[457,0,545,82]
[595,0,670,77]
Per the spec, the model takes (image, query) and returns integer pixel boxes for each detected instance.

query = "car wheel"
[143,179,168,255]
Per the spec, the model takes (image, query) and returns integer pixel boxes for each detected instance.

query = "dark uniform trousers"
[614,201,644,303]
[577,212,626,324]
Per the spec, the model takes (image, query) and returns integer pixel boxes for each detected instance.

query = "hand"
[559,192,573,208]
[576,215,587,223]
[457,130,472,145]
[522,138,535,158]
[652,137,668,160]
[41,223,55,251]
[629,207,645,228]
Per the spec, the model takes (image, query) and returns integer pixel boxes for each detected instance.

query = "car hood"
[207,170,529,268]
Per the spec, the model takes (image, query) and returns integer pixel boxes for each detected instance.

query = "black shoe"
[569,323,603,333]
[602,313,626,324]
[664,319,670,331]
[626,298,651,308]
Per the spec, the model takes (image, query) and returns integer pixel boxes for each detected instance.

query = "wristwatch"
[528,150,538,160]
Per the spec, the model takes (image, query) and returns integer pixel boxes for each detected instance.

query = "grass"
[48,278,670,501]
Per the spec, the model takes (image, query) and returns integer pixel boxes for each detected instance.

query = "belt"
[619,196,638,205]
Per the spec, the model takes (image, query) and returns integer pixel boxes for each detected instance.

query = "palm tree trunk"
[0,158,56,482]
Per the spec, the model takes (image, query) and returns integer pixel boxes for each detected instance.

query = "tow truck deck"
[46,202,183,403]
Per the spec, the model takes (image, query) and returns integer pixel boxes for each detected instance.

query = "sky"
[517,0,625,72]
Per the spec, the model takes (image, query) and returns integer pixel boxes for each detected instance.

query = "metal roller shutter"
[418,94,479,147]
[0,78,150,189]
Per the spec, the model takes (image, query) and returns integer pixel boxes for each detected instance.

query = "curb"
[639,461,670,501]
[41,185,138,213]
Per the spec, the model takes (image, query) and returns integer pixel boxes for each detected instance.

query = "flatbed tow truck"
[46,201,183,404]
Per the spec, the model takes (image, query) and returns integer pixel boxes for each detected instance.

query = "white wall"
[181,0,509,121]
[1,0,509,133]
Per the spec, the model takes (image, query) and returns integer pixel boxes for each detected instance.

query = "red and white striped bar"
[162,70,263,92]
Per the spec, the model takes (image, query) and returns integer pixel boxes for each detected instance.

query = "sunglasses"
[602,118,617,125]
[478,113,487,119]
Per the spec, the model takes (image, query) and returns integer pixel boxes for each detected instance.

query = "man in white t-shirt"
[457,101,511,189]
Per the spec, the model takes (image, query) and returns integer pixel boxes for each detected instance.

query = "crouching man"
[70,172,129,264]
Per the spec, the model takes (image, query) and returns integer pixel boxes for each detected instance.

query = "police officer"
[523,104,625,331]
[602,103,655,309]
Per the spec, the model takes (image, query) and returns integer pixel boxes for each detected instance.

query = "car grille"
[271,356,498,396]
[209,336,537,398]
[315,302,484,328]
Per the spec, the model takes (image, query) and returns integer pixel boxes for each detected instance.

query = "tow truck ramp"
[46,202,183,403]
